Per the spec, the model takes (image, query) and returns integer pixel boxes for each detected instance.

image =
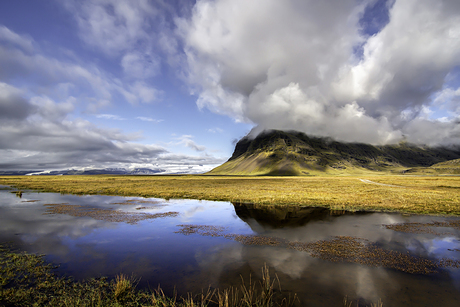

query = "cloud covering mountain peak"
[180,0,460,145]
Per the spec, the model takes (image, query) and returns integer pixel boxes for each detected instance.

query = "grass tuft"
[113,274,136,302]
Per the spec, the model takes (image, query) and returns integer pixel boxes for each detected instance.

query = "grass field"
[1,175,459,215]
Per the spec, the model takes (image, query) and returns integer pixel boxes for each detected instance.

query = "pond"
[1,186,460,306]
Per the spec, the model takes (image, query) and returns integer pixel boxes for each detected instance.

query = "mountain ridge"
[208,130,460,175]
[0,168,165,176]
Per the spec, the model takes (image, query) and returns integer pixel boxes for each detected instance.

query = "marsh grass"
[113,274,137,303]
[0,244,301,307]
[343,297,383,307]
[0,245,330,307]
[1,175,459,215]
[0,244,389,306]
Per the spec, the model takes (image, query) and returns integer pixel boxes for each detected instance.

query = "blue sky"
[1,0,459,173]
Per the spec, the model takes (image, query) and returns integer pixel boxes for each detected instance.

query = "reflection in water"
[1,189,460,306]
[233,202,362,229]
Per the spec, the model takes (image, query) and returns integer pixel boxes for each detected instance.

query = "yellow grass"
[1,175,459,215]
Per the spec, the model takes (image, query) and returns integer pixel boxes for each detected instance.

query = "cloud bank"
[179,0,460,145]
[0,81,164,170]
[0,80,222,172]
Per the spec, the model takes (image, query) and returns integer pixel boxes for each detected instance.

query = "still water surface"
[1,186,460,306]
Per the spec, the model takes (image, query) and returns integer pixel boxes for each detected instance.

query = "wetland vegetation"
[1,174,459,215]
[0,243,298,307]
[1,174,460,306]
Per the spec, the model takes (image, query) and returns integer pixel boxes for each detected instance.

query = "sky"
[0,0,460,173]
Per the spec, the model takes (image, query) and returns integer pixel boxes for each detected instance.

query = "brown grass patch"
[384,220,460,234]
[44,203,178,224]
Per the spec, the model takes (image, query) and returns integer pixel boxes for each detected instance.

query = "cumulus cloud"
[179,0,460,145]
[154,153,224,174]
[175,135,207,152]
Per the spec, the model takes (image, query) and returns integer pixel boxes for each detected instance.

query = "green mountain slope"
[403,158,460,175]
[208,130,460,175]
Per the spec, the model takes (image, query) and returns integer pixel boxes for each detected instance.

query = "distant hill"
[208,130,460,175]
[402,158,460,175]
[0,168,165,176]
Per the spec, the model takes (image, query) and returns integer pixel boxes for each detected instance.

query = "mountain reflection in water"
[1,188,460,306]
[233,202,368,229]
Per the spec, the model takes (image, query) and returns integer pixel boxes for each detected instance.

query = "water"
[1,186,460,306]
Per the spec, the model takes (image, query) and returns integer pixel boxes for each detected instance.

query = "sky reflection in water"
[1,187,460,306]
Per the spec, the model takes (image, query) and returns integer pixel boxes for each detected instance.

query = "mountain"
[0,168,166,176]
[208,130,460,175]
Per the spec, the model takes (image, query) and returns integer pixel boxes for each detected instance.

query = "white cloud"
[137,117,163,123]
[433,87,460,114]
[179,0,460,145]
[67,0,158,56]
[65,0,182,84]
[128,81,162,104]
[0,26,161,111]
[121,52,160,79]
[96,114,126,120]
[208,127,223,133]
[0,25,34,53]
[175,135,206,152]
